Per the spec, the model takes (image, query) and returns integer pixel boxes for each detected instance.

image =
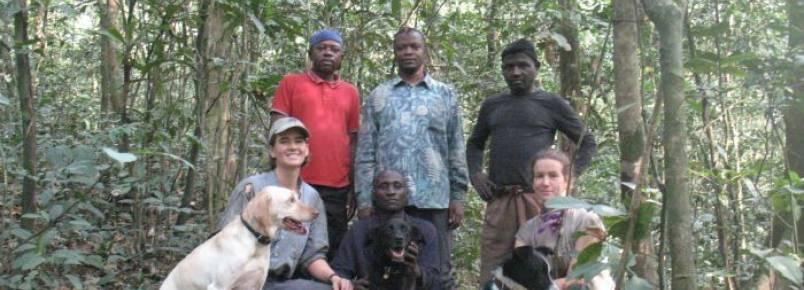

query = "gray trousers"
[263,278,331,290]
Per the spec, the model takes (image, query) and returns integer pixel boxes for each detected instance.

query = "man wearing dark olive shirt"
[466,38,597,286]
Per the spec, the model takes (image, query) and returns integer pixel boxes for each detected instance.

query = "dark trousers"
[406,207,455,290]
[313,184,351,261]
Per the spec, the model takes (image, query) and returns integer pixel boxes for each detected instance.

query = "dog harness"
[241,214,273,244]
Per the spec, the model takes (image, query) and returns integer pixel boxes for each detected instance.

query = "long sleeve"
[466,100,490,177]
[446,88,469,202]
[552,98,597,176]
[355,90,379,209]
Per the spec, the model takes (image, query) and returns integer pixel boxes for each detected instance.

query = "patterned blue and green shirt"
[356,75,468,209]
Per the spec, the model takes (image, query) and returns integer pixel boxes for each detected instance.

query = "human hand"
[330,275,353,290]
[471,172,496,201]
[403,242,422,279]
[357,207,373,220]
[351,278,370,290]
[448,201,464,230]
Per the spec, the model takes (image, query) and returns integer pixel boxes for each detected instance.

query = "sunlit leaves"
[765,256,803,284]
[102,147,137,164]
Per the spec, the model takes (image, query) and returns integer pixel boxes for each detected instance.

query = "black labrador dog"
[365,216,424,290]
[484,245,557,290]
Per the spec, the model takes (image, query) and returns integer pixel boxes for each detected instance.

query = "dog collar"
[241,215,272,245]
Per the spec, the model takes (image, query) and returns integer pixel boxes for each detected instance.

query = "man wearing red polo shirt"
[270,28,360,261]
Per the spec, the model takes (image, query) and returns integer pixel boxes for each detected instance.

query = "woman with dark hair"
[217,117,354,290]
[513,149,614,290]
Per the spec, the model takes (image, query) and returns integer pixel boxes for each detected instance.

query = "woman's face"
[532,158,568,202]
[270,129,309,169]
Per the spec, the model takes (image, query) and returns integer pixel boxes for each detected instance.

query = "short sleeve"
[271,76,293,115]
[569,209,606,241]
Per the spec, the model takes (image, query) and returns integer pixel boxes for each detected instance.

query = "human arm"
[552,98,597,176]
[465,99,495,201]
[446,88,469,229]
[270,76,293,116]
[355,89,379,219]
[307,259,353,290]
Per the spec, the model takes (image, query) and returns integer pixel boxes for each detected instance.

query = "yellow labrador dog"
[160,186,319,290]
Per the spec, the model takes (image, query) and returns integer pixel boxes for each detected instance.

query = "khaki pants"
[478,190,541,287]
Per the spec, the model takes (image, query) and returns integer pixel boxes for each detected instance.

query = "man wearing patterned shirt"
[354,27,468,290]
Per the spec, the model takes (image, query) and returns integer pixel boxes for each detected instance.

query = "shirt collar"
[306,70,340,86]
[392,73,433,89]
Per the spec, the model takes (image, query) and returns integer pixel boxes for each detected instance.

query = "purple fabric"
[536,210,564,235]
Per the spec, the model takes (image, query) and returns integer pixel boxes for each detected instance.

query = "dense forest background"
[1,0,802,289]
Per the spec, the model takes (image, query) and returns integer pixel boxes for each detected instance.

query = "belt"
[494,184,532,196]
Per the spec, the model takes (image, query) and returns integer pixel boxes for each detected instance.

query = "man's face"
[501,52,538,95]
[372,171,409,212]
[309,40,343,76]
[393,32,426,74]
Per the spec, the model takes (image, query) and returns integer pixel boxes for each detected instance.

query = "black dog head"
[500,245,555,290]
[373,217,423,262]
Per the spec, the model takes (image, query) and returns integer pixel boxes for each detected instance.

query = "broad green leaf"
[0,94,9,106]
[625,276,653,290]
[65,274,83,290]
[765,256,803,284]
[634,202,658,240]
[577,241,603,265]
[566,261,608,281]
[10,228,32,239]
[13,252,46,270]
[102,147,137,164]
[545,196,591,209]
[687,57,717,73]
[99,27,125,43]
[592,205,626,217]
[52,249,86,265]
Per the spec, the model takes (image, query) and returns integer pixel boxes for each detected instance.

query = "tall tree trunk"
[14,0,37,230]
[197,0,233,228]
[557,0,584,114]
[783,0,804,253]
[98,0,122,116]
[557,0,586,179]
[613,0,658,285]
[684,7,737,290]
[641,0,697,289]
[485,0,499,69]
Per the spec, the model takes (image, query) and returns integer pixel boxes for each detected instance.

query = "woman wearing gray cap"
[216,117,354,290]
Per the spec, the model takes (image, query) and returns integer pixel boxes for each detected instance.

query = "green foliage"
[0,0,795,288]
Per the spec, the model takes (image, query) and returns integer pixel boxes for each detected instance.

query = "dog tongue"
[283,218,307,235]
[391,249,405,261]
